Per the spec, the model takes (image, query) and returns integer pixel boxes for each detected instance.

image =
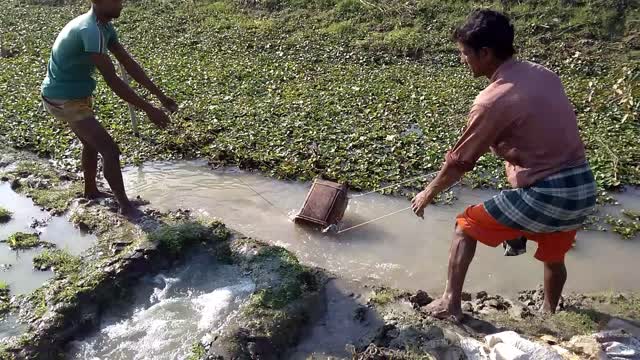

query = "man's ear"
[478,47,491,61]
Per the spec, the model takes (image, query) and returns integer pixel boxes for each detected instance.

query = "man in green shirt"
[42,0,177,219]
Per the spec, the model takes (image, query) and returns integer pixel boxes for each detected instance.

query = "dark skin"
[67,0,177,219]
[410,42,567,321]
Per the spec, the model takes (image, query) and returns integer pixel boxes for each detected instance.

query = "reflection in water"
[123,161,640,295]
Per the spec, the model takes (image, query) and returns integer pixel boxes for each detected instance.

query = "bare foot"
[539,304,556,315]
[424,297,464,322]
[119,205,145,221]
[84,189,112,200]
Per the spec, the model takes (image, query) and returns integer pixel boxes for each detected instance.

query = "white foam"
[69,276,255,360]
[193,281,256,330]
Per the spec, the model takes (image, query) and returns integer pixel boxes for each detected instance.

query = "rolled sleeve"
[445,104,507,173]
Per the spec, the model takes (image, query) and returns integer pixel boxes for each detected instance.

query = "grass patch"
[26,288,48,319]
[24,183,82,215]
[0,207,12,223]
[32,249,81,274]
[369,287,401,306]
[4,232,44,250]
[0,347,12,360]
[0,0,637,192]
[150,221,229,255]
[187,342,206,360]
[0,281,10,316]
[482,308,600,340]
[550,311,599,336]
[13,161,60,184]
[248,246,315,309]
[592,292,640,320]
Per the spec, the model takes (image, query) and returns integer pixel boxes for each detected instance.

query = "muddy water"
[0,183,97,296]
[67,252,254,360]
[123,161,640,295]
[288,278,383,359]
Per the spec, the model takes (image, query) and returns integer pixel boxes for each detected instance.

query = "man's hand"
[158,94,178,113]
[145,107,171,129]
[109,42,179,114]
[411,190,431,219]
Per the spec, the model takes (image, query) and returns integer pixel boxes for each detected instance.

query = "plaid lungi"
[484,163,597,233]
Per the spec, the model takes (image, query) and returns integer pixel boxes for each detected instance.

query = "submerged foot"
[424,297,464,322]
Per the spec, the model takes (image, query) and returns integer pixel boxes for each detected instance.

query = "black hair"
[453,9,515,60]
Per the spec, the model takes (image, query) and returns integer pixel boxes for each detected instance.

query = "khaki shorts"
[42,96,94,123]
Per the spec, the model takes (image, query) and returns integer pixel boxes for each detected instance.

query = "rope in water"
[335,179,461,235]
[237,170,459,235]
[237,177,292,219]
[350,172,438,198]
[335,206,413,234]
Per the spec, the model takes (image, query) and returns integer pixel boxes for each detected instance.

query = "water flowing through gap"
[67,251,254,360]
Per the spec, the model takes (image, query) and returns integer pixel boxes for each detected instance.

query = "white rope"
[350,171,438,198]
[335,180,461,235]
[335,206,412,234]
[237,177,291,218]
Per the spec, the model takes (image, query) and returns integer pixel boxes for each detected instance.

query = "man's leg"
[80,140,111,199]
[542,261,566,313]
[68,117,140,218]
[424,225,477,320]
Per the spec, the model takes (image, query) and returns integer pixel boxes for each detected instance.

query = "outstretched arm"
[108,41,178,112]
[91,53,170,129]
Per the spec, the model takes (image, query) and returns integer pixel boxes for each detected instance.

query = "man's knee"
[454,224,474,242]
[99,142,121,162]
[544,261,566,271]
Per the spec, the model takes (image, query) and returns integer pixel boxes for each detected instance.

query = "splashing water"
[67,253,254,360]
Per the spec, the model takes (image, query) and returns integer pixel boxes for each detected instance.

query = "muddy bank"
[0,148,325,359]
[347,286,640,359]
[1,146,639,360]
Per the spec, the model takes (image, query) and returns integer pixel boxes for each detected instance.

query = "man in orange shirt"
[411,9,597,321]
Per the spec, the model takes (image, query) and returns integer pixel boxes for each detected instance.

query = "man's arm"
[412,104,506,217]
[91,53,169,128]
[108,42,177,112]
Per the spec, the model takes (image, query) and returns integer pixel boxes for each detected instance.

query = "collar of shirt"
[490,58,518,83]
[89,6,109,26]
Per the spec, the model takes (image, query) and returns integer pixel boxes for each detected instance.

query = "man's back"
[476,60,586,187]
[41,8,117,100]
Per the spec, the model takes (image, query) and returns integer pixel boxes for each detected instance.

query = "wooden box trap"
[294,179,348,228]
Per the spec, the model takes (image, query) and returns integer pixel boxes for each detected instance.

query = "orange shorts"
[456,204,575,263]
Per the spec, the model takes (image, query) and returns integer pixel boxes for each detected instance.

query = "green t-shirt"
[41,8,118,99]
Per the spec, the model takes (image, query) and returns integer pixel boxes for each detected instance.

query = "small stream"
[0,183,97,341]
[1,160,639,359]
[123,161,640,295]
[67,252,254,360]
[0,183,97,296]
